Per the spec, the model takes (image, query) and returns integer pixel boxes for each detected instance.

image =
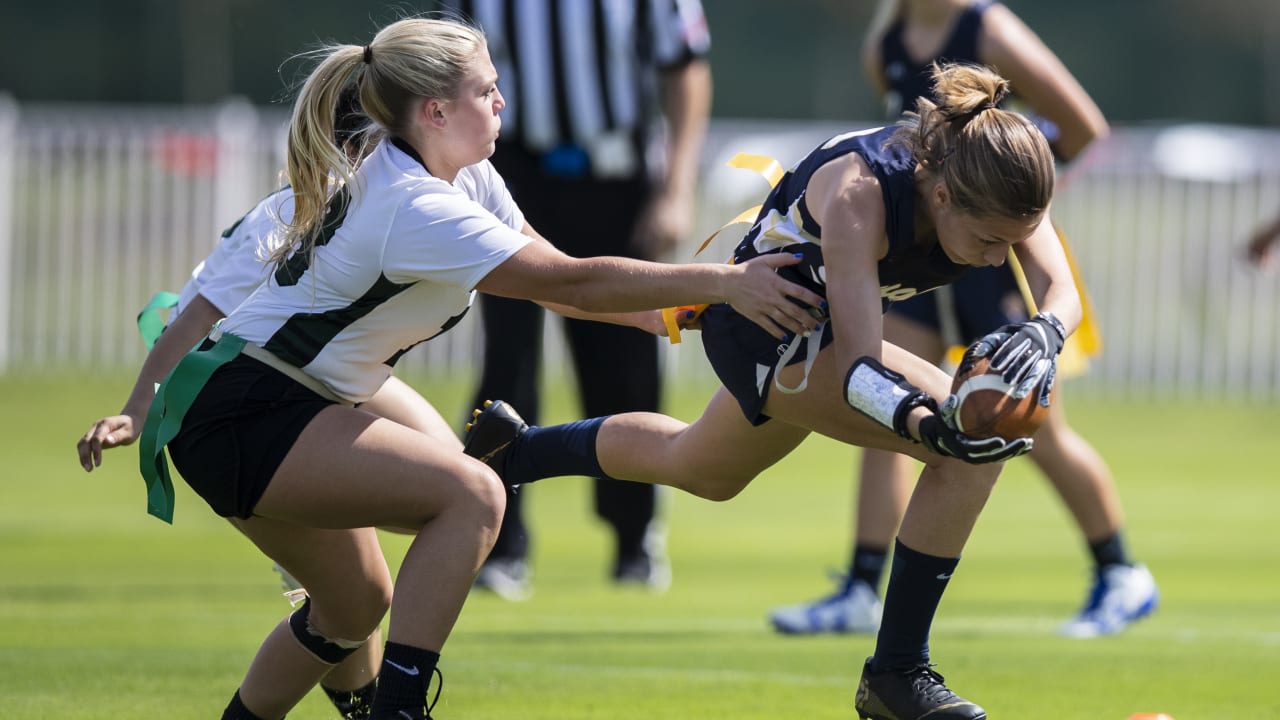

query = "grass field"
[3,371,1278,719]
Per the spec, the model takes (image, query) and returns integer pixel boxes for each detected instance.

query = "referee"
[440,0,712,597]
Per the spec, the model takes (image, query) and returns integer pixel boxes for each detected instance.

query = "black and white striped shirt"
[442,0,710,171]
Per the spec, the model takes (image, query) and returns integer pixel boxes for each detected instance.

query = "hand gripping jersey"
[220,139,531,403]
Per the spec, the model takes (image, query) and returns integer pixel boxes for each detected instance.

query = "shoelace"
[398,668,444,720]
[425,667,443,718]
[905,665,960,705]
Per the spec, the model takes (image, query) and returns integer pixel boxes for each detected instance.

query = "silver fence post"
[214,97,258,243]
[0,95,17,374]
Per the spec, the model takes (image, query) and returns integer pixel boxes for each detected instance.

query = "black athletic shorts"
[167,346,336,519]
[700,302,835,426]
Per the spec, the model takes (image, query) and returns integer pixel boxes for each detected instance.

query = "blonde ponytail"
[272,17,487,271]
[272,47,364,269]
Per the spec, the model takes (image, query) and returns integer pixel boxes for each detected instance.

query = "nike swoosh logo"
[386,659,420,676]
[936,573,953,580]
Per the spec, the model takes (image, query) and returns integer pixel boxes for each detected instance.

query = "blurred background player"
[768,0,1159,640]
[439,0,712,597]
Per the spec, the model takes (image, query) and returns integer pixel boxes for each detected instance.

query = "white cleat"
[769,576,882,635]
[473,557,533,602]
[1058,563,1159,638]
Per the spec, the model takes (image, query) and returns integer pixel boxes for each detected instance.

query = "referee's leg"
[565,314,666,587]
[469,294,543,580]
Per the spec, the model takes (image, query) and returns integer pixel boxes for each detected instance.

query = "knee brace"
[288,598,368,665]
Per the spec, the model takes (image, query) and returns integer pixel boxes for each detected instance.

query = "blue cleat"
[1058,563,1159,638]
[769,575,882,635]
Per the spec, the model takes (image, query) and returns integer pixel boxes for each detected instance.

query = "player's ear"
[931,180,951,210]
[422,97,448,128]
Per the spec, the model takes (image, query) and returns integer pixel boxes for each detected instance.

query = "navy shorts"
[886,264,1028,343]
[167,346,335,519]
[700,302,836,426]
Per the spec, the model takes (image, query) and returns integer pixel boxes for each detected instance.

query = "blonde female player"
[768,0,1158,641]
[464,62,1080,720]
[77,89,443,720]
[131,17,822,720]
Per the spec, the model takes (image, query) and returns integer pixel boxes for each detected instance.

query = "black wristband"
[1034,311,1066,349]
[893,392,937,440]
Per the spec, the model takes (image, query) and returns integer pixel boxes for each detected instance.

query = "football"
[949,356,1049,441]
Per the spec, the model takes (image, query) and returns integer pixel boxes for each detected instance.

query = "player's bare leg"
[468,341,996,719]
[1031,397,1158,638]
[769,313,937,635]
[1030,397,1121,541]
[226,409,504,720]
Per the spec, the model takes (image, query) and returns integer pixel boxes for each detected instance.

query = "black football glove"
[916,400,1033,464]
[966,312,1066,406]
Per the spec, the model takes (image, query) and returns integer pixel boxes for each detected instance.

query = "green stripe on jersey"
[274,185,350,287]
[263,274,414,368]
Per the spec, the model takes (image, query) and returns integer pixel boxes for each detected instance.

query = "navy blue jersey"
[731,126,970,310]
[879,1,1061,148]
[703,127,971,424]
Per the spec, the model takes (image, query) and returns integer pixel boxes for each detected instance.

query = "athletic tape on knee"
[287,599,367,665]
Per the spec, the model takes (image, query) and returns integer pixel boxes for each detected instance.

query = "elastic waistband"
[209,327,351,407]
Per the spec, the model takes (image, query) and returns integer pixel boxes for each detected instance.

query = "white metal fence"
[1,99,1277,400]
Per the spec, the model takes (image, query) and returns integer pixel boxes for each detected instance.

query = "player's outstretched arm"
[533,301,696,338]
[477,230,824,340]
[76,295,224,472]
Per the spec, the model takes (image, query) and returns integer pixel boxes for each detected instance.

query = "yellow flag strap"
[945,224,1102,376]
[664,153,783,344]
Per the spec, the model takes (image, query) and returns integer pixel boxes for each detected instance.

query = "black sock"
[849,543,890,591]
[369,642,440,720]
[323,677,377,720]
[222,690,269,720]
[871,539,959,673]
[506,417,613,486]
[1089,531,1132,570]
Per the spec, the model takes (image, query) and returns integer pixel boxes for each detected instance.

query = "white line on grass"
[467,614,1280,645]
[448,659,852,687]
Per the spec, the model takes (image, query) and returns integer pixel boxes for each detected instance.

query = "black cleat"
[854,657,986,720]
[462,400,528,486]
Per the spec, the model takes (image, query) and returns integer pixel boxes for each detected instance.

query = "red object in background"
[154,131,218,176]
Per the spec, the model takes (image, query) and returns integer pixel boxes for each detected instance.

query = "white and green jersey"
[220,139,530,403]
[176,187,293,317]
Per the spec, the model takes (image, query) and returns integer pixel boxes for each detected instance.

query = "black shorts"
[700,302,836,426]
[886,264,1027,342]
[167,347,335,519]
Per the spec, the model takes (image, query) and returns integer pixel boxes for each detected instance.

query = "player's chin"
[939,244,972,266]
